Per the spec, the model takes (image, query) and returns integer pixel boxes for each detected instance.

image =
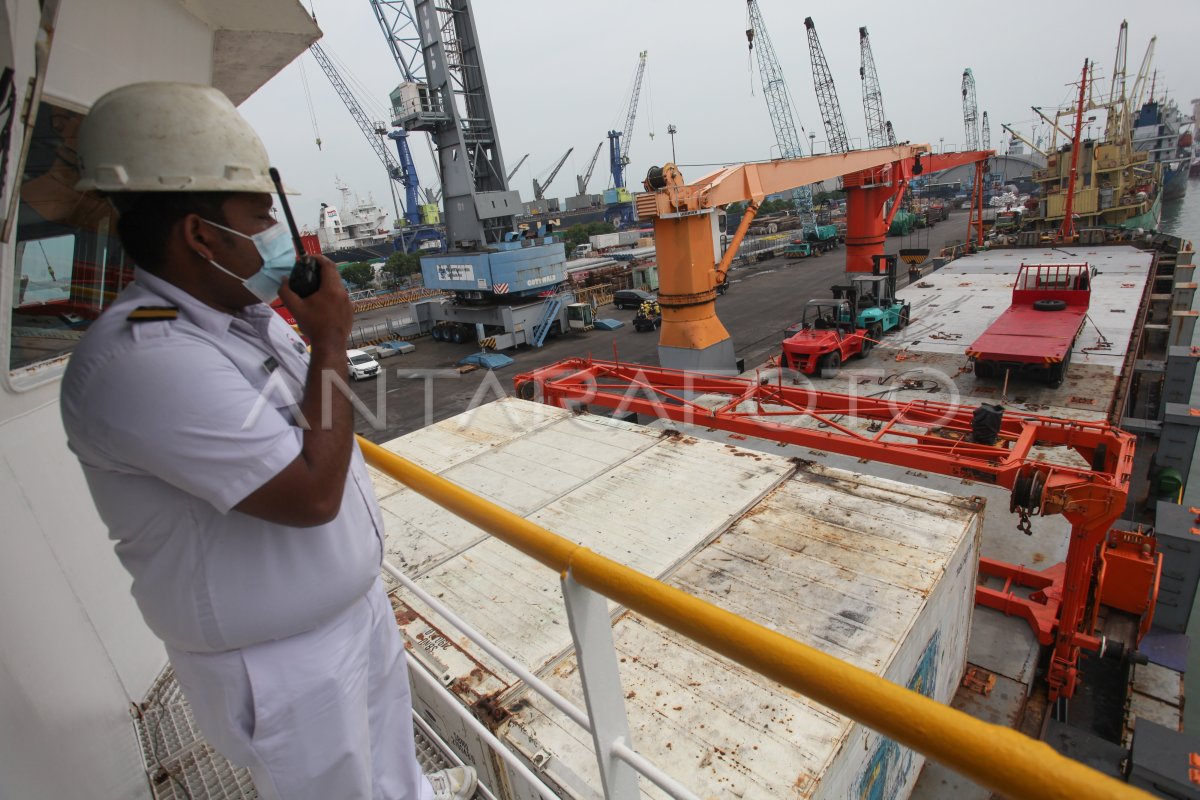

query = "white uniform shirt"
[61,268,384,653]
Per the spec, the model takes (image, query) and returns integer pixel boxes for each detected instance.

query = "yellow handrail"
[358,435,1150,800]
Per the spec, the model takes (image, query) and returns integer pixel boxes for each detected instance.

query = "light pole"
[809,132,816,155]
[667,124,677,163]
[939,136,944,154]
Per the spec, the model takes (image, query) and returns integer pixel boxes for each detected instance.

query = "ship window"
[9,101,132,373]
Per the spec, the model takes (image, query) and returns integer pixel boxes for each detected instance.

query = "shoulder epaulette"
[127,305,179,322]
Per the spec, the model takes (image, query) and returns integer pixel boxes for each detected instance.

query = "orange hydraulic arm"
[515,358,1136,701]
[636,146,992,366]
[637,147,927,359]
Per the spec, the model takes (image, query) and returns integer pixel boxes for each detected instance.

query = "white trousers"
[167,579,433,800]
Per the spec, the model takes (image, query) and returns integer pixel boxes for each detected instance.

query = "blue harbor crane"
[608,51,648,190]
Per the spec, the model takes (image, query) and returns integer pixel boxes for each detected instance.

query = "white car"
[346,349,381,381]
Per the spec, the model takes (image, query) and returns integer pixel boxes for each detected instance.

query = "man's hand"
[236,256,356,527]
[278,256,352,348]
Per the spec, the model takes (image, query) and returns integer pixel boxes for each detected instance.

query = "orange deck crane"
[513,359,1149,701]
[634,146,991,371]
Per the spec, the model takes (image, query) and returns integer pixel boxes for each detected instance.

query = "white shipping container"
[617,230,641,246]
[589,232,620,250]
[374,399,980,799]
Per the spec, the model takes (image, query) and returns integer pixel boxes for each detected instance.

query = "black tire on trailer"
[1033,299,1067,312]
[1047,361,1065,388]
[974,359,994,379]
[451,327,464,344]
[431,325,443,341]
[820,349,842,378]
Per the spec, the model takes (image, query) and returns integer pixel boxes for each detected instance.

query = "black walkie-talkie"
[269,167,320,298]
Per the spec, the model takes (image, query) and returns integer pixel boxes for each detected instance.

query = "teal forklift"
[830,254,910,343]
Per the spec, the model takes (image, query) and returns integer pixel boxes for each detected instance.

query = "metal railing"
[358,435,1150,800]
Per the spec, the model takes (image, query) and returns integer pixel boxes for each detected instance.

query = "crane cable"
[298,54,322,151]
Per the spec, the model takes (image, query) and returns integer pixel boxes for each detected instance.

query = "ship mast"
[1059,59,1090,242]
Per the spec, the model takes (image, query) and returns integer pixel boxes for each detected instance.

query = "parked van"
[612,289,657,309]
[346,348,380,381]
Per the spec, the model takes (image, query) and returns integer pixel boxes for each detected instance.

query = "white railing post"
[560,571,640,799]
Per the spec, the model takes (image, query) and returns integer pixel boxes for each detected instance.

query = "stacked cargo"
[373,399,981,799]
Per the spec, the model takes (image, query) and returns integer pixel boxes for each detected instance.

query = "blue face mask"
[200,219,297,303]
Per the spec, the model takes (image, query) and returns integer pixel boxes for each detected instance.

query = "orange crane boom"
[635,145,991,371]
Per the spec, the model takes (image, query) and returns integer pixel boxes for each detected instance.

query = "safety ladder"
[531,295,563,347]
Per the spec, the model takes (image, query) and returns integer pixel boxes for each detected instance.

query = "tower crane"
[307,42,406,221]
[533,148,574,201]
[576,141,604,196]
[507,153,529,183]
[962,68,980,151]
[981,111,990,151]
[805,17,850,154]
[858,26,895,149]
[745,0,812,211]
[608,51,647,190]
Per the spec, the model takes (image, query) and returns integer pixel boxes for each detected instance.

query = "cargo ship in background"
[298,178,445,263]
[1026,58,1165,233]
[1132,90,1195,200]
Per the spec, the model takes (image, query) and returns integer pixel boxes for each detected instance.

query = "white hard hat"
[75,82,275,194]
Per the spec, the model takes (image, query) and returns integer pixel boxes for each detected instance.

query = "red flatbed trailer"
[967,262,1092,387]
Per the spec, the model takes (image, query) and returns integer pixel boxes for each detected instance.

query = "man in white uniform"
[60,83,476,800]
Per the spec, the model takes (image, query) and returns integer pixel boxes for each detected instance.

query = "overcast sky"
[240,0,1198,229]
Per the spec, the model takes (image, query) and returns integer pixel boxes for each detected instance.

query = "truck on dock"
[967,262,1093,387]
[781,298,872,376]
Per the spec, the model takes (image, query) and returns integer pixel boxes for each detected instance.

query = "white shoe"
[427,766,477,800]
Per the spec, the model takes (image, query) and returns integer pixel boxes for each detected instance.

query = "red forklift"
[781,298,871,377]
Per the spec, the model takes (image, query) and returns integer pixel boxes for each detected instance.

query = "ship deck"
[885,245,1152,419]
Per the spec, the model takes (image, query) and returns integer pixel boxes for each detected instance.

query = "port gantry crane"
[962,68,981,150]
[576,141,604,196]
[395,0,519,248]
[367,0,443,225]
[858,26,896,149]
[513,355,1139,702]
[745,0,813,212]
[533,147,574,201]
[608,51,647,191]
[805,17,850,154]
